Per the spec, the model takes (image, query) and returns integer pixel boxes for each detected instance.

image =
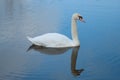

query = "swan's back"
[27,33,74,48]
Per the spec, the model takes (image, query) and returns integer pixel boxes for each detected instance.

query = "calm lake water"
[0,0,120,80]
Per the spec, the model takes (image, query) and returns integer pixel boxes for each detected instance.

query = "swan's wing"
[27,33,74,47]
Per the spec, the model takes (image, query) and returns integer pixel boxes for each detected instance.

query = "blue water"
[0,0,120,80]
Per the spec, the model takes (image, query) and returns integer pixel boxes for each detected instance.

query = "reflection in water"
[5,0,23,18]
[28,45,84,76]
[5,0,14,16]
[71,47,84,76]
[27,45,71,55]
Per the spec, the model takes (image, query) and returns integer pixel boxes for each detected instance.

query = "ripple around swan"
[107,54,120,68]
[0,71,54,80]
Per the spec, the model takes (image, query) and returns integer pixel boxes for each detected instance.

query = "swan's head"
[72,13,85,23]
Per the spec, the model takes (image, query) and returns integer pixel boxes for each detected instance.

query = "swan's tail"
[27,36,44,47]
[27,36,33,42]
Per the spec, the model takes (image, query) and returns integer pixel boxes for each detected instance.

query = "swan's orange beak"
[80,18,86,23]
[80,19,86,23]
[79,16,86,23]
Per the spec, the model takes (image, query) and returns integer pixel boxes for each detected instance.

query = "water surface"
[0,0,120,80]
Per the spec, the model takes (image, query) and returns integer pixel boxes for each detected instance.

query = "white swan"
[27,13,85,48]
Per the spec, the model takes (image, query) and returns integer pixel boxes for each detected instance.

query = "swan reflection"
[27,45,71,55]
[28,45,84,76]
[71,47,84,76]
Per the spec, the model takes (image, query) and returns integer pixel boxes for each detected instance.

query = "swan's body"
[27,33,74,47]
[27,13,85,48]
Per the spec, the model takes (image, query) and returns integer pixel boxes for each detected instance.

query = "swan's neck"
[71,19,80,46]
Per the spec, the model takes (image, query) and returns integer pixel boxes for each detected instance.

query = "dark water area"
[0,0,120,80]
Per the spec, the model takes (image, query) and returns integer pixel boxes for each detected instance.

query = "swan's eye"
[78,16,83,20]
